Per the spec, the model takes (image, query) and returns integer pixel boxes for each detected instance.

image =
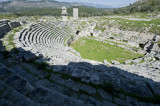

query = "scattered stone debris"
[0,17,160,105]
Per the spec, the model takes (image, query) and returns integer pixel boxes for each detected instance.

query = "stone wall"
[0,20,21,38]
[9,21,21,28]
[0,20,11,38]
[104,26,155,43]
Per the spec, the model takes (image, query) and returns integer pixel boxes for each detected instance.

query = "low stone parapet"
[9,21,21,29]
[0,20,21,38]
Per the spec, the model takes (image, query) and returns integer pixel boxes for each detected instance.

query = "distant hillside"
[0,0,71,12]
[106,0,160,15]
[0,0,111,13]
[14,6,107,17]
[0,0,111,17]
[76,2,112,8]
[129,0,160,12]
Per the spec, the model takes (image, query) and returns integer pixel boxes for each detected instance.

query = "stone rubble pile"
[112,35,160,82]
[104,26,155,44]
[73,17,155,45]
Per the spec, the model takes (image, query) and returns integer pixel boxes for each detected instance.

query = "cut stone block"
[71,82,81,92]
[88,97,102,106]
[98,89,112,101]
[102,100,117,106]
[91,74,100,85]
[80,84,96,95]
[0,67,12,79]
[81,72,91,83]
[23,52,37,62]
[72,69,85,78]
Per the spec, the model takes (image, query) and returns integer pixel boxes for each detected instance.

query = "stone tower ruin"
[73,6,79,19]
[61,6,68,21]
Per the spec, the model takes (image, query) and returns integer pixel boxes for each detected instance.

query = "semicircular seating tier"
[1,20,160,106]
[14,22,82,65]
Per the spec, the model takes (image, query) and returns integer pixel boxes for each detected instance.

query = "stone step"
[0,62,89,105]
[27,86,85,106]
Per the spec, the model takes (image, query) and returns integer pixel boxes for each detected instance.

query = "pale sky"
[56,0,137,7]
[0,0,137,8]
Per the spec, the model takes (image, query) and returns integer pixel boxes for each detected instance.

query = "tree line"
[0,0,159,18]
[14,6,108,17]
[106,0,160,15]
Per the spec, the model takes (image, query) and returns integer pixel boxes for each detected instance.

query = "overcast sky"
[0,0,137,8]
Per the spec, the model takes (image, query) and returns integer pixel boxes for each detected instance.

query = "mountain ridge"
[106,0,160,15]
[0,0,111,13]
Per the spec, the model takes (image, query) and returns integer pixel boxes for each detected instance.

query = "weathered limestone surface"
[0,20,160,105]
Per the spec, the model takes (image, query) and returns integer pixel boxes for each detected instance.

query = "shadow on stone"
[0,46,160,105]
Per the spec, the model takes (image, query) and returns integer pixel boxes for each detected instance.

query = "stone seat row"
[28,23,68,45]
[14,22,81,65]
[23,25,67,51]
[0,63,85,106]
[20,23,65,48]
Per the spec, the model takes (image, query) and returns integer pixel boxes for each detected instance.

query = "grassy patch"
[64,35,73,46]
[0,14,19,20]
[81,21,87,25]
[111,33,121,37]
[149,25,160,34]
[71,37,143,63]
[132,47,139,52]
[94,25,106,32]
[3,26,23,51]
[99,17,160,34]
[139,59,145,63]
